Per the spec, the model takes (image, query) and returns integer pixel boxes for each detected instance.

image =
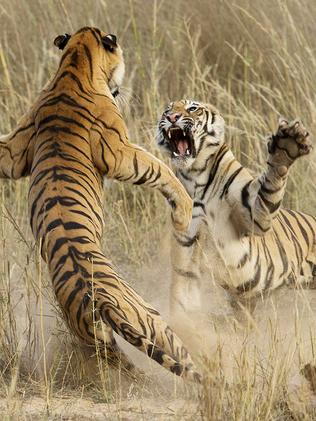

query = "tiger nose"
[166,112,181,123]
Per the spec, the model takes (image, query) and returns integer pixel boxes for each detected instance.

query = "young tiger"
[0,28,202,381]
[157,99,315,337]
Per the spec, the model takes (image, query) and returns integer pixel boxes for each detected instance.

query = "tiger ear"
[54,33,71,50]
[102,34,117,52]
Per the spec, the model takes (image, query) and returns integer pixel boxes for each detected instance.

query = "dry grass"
[1,0,316,419]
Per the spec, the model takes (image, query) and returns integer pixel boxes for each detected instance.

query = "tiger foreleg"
[231,119,312,236]
[260,118,312,218]
[93,139,193,232]
[169,271,205,352]
[169,229,205,352]
[116,144,193,232]
[0,113,35,179]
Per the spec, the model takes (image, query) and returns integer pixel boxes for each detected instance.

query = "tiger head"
[157,100,225,168]
[53,27,125,98]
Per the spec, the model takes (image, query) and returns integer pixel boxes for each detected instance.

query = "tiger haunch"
[0,29,200,381]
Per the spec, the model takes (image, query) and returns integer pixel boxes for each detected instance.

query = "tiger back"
[0,29,200,381]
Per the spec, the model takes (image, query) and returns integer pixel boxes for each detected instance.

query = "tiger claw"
[299,141,312,156]
[278,118,288,132]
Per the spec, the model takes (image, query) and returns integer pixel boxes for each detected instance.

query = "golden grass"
[1,0,316,419]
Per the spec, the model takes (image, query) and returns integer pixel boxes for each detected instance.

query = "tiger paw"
[267,118,312,165]
[301,363,316,392]
[171,191,193,232]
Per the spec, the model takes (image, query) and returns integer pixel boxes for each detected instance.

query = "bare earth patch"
[0,396,200,420]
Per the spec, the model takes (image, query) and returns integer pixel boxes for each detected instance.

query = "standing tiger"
[0,28,202,381]
[157,99,315,339]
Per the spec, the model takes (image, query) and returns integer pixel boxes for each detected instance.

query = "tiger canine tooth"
[168,131,171,139]
[173,152,180,157]
[186,150,190,155]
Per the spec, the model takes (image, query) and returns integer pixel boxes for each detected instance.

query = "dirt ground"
[3,237,316,420]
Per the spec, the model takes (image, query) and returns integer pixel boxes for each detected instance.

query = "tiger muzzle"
[163,124,195,159]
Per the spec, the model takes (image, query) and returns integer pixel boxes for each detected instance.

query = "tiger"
[157,99,315,342]
[0,28,202,382]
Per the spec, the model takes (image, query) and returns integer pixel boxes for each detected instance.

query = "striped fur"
[0,29,202,381]
[157,99,315,336]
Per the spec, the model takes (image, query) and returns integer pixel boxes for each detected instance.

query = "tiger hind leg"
[81,303,200,381]
[108,317,201,382]
[95,290,201,382]
[90,318,137,373]
[63,254,201,381]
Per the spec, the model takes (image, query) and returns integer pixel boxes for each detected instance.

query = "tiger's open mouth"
[163,126,195,159]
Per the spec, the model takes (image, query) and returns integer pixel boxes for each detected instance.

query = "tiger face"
[157,100,225,168]
[54,27,125,98]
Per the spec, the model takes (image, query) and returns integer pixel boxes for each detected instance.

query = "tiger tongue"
[176,139,189,156]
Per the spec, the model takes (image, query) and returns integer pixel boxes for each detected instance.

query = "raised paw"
[267,118,312,163]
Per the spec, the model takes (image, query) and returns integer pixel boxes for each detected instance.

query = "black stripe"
[37,93,96,120]
[90,28,101,45]
[64,187,103,224]
[280,211,303,263]
[83,44,94,81]
[69,49,79,69]
[146,165,161,186]
[193,201,206,213]
[99,140,109,173]
[201,144,228,200]
[237,253,248,268]
[30,185,47,230]
[65,278,85,311]
[237,252,261,293]
[37,114,90,133]
[36,125,90,145]
[49,71,94,103]
[220,166,243,199]
[58,48,73,70]
[258,192,282,213]
[287,210,309,244]
[297,211,316,240]
[8,122,34,141]
[134,164,154,185]
[174,268,199,279]
[49,237,69,263]
[262,238,275,290]
[273,228,289,277]
[241,180,252,215]
[174,235,197,247]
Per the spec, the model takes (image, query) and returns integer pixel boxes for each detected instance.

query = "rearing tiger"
[157,99,315,341]
[0,28,201,381]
